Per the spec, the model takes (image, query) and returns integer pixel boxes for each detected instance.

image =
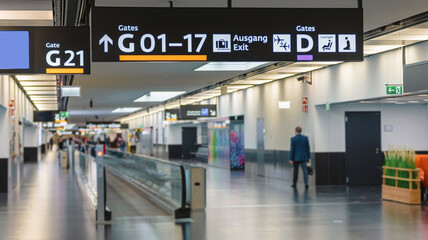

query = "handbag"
[307,163,314,176]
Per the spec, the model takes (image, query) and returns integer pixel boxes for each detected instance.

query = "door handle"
[375,148,379,154]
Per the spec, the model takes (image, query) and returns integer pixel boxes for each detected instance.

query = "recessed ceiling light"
[15,75,56,81]
[134,91,185,102]
[194,62,268,71]
[231,80,274,85]
[0,11,53,20]
[395,102,406,104]
[112,107,142,113]
[408,101,420,103]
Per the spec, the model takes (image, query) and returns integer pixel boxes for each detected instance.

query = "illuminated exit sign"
[386,85,403,95]
[92,7,363,62]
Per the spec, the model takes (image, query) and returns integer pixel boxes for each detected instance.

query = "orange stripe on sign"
[119,55,208,61]
[46,68,84,74]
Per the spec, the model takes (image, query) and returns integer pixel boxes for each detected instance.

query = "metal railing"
[71,143,204,220]
[75,151,98,208]
[105,149,190,218]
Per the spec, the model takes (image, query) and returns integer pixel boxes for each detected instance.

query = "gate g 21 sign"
[92,7,363,62]
[0,27,90,74]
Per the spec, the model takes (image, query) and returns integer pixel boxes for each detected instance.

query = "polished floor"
[0,150,427,239]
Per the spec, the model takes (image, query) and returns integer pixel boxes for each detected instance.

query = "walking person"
[117,137,126,152]
[289,126,311,189]
[130,134,136,153]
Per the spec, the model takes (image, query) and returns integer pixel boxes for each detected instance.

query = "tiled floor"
[1,150,428,239]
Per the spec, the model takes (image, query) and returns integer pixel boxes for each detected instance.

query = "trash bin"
[60,150,68,169]
[190,167,206,211]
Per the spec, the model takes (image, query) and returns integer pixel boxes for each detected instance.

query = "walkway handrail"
[105,149,191,218]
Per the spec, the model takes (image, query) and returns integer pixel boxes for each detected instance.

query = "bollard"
[190,167,206,211]
[71,141,75,175]
[96,144,105,223]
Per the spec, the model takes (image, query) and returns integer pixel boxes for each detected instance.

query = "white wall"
[314,103,428,152]
[0,107,8,158]
[405,41,428,65]
[24,125,38,147]
[0,76,36,158]
[121,41,428,154]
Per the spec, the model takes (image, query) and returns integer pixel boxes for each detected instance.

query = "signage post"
[95,144,105,223]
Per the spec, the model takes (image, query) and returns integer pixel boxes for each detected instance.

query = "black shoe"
[291,184,296,188]
[305,185,309,189]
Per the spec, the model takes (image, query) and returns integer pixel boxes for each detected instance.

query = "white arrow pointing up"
[99,34,113,53]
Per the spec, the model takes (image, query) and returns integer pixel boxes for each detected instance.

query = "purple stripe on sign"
[297,55,313,61]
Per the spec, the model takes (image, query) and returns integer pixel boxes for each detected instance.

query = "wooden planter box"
[382,166,420,205]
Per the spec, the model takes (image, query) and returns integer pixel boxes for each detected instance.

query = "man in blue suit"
[289,126,311,189]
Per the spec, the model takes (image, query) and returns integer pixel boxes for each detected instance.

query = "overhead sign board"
[33,111,57,122]
[92,7,363,62]
[0,27,90,74]
[180,105,217,120]
[165,109,179,121]
[87,122,121,129]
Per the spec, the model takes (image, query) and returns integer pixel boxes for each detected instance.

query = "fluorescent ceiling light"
[134,91,185,102]
[273,66,323,73]
[408,101,420,103]
[194,62,268,71]
[26,90,57,95]
[363,45,403,55]
[16,75,56,81]
[226,85,253,90]
[232,80,274,85]
[23,87,57,91]
[20,81,56,86]
[246,73,295,80]
[112,107,142,113]
[30,96,57,100]
[0,11,53,20]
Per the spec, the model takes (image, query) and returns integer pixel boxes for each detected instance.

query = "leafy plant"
[384,146,418,189]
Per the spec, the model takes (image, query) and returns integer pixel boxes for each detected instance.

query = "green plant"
[384,146,418,189]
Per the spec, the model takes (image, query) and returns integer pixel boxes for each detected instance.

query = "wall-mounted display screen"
[0,31,30,70]
[33,111,57,122]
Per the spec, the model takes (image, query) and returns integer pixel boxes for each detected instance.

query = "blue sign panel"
[0,31,30,69]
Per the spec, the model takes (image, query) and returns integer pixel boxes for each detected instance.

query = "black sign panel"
[92,7,363,62]
[0,27,90,74]
[165,109,179,121]
[33,111,57,122]
[180,105,217,120]
[34,27,90,74]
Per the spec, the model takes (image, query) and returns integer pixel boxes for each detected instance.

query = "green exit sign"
[386,85,402,95]
[60,111,70,118]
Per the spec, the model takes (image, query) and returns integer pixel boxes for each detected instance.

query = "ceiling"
[1,0,428,123]
[70,0,428,124]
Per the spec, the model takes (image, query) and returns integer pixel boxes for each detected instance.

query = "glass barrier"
[75,150,98,208]
[105,149,184,209]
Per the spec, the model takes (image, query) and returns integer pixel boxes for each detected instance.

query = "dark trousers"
[293,160,309,185]
[130,146,136,153]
